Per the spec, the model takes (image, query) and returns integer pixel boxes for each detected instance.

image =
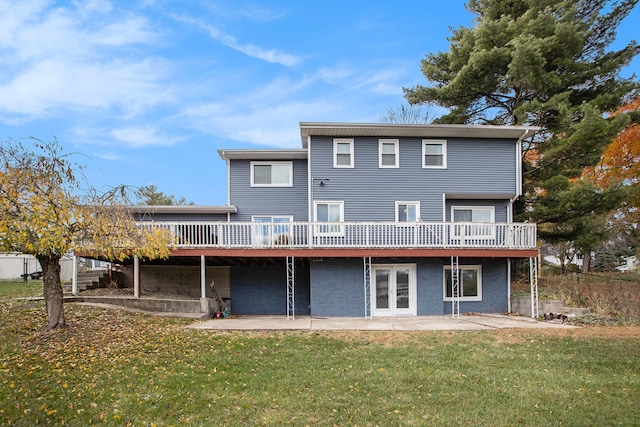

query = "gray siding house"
[123,122,539,318]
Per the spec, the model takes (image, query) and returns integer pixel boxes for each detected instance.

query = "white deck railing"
[140,221,537,250]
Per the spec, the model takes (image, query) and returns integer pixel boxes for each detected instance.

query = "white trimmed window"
[422,140,447,168]
[334,139,354,168]
[395,201,420,222]
[451,206,495,238]
[444,265,482,301]
[379,139,399,168]
[314,201,344,236]
[250,161,293,187]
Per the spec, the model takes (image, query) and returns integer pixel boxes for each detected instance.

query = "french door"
[372,264,417,316]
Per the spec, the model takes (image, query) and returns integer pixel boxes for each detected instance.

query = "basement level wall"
[121,265,230,299]
[309,257,509,317]
[230,261,310,315]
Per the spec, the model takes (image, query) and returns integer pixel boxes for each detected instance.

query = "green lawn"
[0,279,42,300]
[1,300,639,426]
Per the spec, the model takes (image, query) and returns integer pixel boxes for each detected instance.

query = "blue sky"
[1,1,638,205]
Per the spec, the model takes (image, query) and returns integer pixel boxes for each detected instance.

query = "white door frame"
[371,264,417,316]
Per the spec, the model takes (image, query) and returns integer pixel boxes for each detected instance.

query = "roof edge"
[128,205,237,215]
[218,149,308,161]
[299,122,540,147]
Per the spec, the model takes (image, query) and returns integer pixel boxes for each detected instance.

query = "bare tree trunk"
[582,252,591,273]
[37,255,66,329]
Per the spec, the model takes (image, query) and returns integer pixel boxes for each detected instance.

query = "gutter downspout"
[307,135,312,249]
[307,135,312,222]
[508,129,531,312]
[224,153,231,221]
[509,129,531,222]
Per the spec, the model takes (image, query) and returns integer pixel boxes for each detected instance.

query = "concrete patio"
[68,300,578,331]
[189,314,577,331]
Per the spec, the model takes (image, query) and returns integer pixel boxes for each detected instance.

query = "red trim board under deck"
[170,247,539,259]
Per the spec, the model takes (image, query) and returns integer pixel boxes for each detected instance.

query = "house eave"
[300,122,540,147]
[218,149,308,161]
[128,205,238,215]
[445,193,516,200]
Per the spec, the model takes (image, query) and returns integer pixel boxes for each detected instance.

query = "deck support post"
[133,255,140,298]
[286,256,295,320]
[507,258,512,314]
[200,255,206,299]
[451,256,460,319]
[529,256,539,318]
[363,256,372,319]
[71,253,78,296]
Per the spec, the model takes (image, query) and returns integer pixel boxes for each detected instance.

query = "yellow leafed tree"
[0,138,171,329]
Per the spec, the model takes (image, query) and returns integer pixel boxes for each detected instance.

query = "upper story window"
[379,139,399,168]
[314,200,344,236]
[334,139,354,168]
[452,206,495,238]
[396,201,420,222]
[452,206,494,223]
[250,161,293,187]
[422,140,447,169]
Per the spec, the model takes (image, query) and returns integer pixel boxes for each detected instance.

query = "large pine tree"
[405,0,639,266]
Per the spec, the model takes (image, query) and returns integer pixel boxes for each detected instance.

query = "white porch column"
[133,256,140,298]
[71,253,78,296]
[200,255,206,299]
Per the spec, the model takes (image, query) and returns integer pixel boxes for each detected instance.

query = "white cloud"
[110,126,184,148]
[176,59,409,149]
[169,13,301,67]
[243,75,314,102]
[92,150,123,161]
[182,96,364,149]
[0,1,169,122]
[90,16,158,46]
[71,123,185,149]
[199,2,287,24]
[357,67,410,96]
[73,0,113,14]
[316,67,353,85]
[313,64,411,96]
[0,58,173,120]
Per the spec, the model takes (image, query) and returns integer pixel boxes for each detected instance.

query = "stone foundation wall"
[511,296,590,316]
[65,295,203,313]
[120,265,230,299]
